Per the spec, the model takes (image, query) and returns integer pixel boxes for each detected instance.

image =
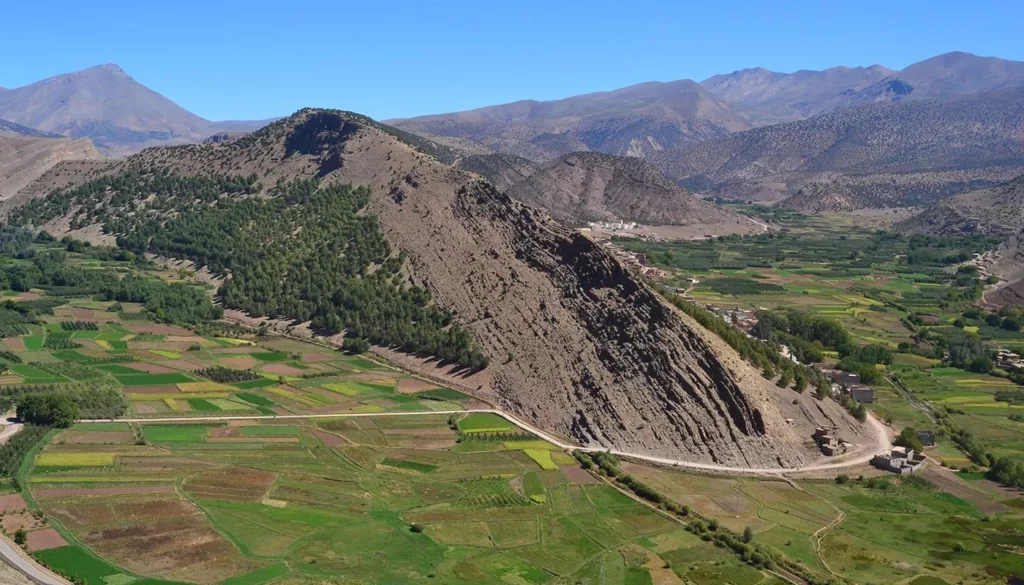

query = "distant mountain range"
[701,51,1024,125]
[3,51,1024,210]
[0,65,272,155]
[389,80,750,162]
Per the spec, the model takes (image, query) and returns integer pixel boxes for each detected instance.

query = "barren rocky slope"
[653,86,1024,209]
[11,109,869,466]
[898,175,1024,237]
[457,153,539,191]
[504,151,742,225]
[0,135,101,200]
[389,81,750,162]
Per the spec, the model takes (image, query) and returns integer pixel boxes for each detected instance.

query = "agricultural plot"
[624,460,1024,585]
[0,286,472,421]
[21,414,791,585]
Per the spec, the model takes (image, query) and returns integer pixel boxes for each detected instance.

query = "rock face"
[0,135,102,200]
[11,109,869,466]
[457,153,539,192]
[502,151,740,226]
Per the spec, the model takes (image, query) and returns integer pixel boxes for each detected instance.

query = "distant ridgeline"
[9,168,489,370]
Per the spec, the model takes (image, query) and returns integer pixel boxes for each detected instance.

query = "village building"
[872,447,926,474]
[812,427,848,456]
[917,430,936,447]
[849,385,875,404]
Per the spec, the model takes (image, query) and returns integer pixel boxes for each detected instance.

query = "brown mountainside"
[0,135,102,200]
[456,153,539,192]
[503,151,742,226]
[12,109,867,466]
[899,175,1024,237]
[652,86,1024,209]
[389,80,750,162]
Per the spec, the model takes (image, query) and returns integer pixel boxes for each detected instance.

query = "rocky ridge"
[10,109,870,466]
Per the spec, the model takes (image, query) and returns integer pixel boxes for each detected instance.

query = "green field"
[22,415,798,585]
[458,413,516,433]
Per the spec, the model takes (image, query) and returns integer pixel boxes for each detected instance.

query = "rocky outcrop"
[503,151,740,225]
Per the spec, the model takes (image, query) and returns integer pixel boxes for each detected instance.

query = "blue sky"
[3,0,1023,121]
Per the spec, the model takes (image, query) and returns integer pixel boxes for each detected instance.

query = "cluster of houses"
[871,447,927,475]
[813,427,851,456]
[587,220,638,231]
[701,304,759,331]
[997,349,1024,370]
[819,368,875,404]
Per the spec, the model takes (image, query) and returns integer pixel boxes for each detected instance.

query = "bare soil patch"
[57,431,134,444]
[312,429,348,447]
[182,468,277,502]
[133,403,157,414]
[220,356,259,370]
[81,515,249,585]
[0,493,27,512]
[2,512,44,533]
[301,352,333,363]
[35,485,177,499]
[2,337,26,352]
[560,466,600,484]
[25,528,68,552]
[71,308,97,320]
[261,363,306,376]
[226,419,257,427]
[208,427,241,438]
[397,377,440,394]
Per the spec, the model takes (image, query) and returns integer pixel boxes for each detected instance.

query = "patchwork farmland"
[18,415,794,585]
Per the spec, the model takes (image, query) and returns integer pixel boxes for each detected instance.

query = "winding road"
[87,406,892,476]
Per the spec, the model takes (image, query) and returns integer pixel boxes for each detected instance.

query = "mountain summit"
[0,64,213,154]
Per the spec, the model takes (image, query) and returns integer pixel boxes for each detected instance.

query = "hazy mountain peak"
[0,63,213,155]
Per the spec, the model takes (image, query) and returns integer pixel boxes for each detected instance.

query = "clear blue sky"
[3,0,1023,121]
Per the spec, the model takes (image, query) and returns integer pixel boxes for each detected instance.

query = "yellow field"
[178,381,234,393]
[523,449,558,470]
[36,453,116,467]
[216,337,253,346]
[322,382,363,396]
[267,387,321,407]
